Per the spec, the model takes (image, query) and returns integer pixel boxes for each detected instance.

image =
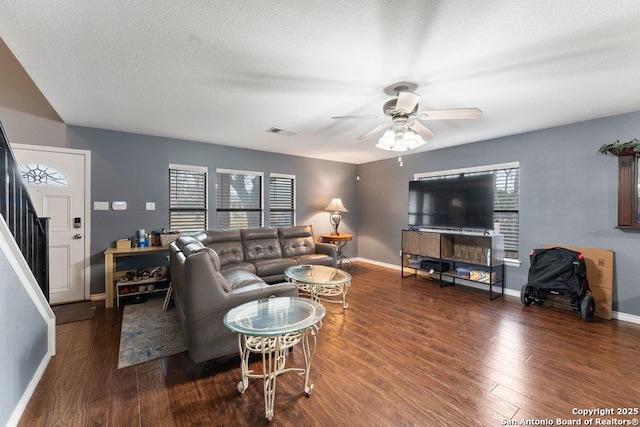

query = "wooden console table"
[104,246,169,308]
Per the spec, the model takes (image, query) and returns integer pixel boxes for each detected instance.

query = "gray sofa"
[192,225,337,281]
[169,238,298,368]
[168,225,336,368]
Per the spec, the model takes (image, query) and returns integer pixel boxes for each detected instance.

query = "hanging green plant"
[598,138,640,155]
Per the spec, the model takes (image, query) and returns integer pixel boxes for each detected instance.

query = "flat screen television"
[408,173,495,231]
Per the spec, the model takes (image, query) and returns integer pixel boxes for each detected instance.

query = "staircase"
[0,120,53,427]
[0,122,49,297]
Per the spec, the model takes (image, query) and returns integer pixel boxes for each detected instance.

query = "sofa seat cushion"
[253,257,297,277]
[291,254,335,266]
[223,270,267,291]
[220,262,256,275]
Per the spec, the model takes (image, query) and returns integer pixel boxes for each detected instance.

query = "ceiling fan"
[332,84,482,146]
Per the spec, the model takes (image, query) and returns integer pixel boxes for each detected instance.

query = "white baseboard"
[351,257,398,271]
[7,349,53,427]
[1,216,57,426]
[611,311,640,324]
[354,257,639,325]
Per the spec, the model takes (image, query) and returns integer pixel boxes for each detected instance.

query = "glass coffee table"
[223,297,326,421]
[285,265,352,309]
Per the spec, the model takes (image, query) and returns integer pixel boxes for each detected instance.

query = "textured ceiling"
[2,1,640,164]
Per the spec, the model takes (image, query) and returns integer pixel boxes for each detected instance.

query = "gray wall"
[4,103,639,317]
[65,126,358,295]
[0,106,66,148]
[0,243,48,426]
[357,110,640,317]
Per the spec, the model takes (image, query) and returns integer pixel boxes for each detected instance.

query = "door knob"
[73,234,82,239]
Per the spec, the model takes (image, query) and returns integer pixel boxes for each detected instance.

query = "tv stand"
[401,229,505,300]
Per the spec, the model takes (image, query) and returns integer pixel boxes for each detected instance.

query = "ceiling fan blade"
[357,123,390,140]
[331,115,387,120]
[416,108,482,120]
[395,91,421,114]
[409,121,435,140]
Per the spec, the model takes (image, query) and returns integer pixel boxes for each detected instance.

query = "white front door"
[12,144,90,305]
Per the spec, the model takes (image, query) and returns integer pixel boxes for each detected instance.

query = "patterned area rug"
[118,297,187,369]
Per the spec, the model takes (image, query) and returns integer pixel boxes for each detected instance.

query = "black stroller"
[520,247,595,322]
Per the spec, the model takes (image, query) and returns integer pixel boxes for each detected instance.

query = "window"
[169,164,208,232]
[216,169,263,229]
[269,174,296,227]
[415,162,520,262]
[20,164,69,186]
[615,153,640,230]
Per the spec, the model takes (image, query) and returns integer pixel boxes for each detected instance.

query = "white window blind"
[169,165,208,232]
[493,167,519,260]
[269,174,296,227]
[216,170,263,229]
[416,162,520,260]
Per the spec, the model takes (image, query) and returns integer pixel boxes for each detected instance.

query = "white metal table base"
[236,323,321,421]
[291,280,351,309]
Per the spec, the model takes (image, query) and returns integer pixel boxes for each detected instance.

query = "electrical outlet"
[399,250,402,257]
[146,202,156,211]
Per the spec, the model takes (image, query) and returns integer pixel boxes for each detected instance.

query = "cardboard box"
[542,244,613,320]
[115,239,131,249]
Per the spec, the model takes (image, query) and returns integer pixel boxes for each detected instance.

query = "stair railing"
[0,121,49,300]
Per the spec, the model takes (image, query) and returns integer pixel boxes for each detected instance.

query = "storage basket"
[160,232,182,247]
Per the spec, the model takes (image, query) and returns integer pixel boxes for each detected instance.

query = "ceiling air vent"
[266,127,298,137]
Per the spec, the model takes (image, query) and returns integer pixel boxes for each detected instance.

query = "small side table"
[285,265,352,309]
[224,297,326,421]
[321,233,353,270]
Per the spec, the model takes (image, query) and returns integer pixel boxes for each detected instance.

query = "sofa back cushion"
[175,235,199,251]
[195,229,244,266]
[241,227,282,261]
[182,240,207,257]
[279,225,316,257]
[183,243,233,293]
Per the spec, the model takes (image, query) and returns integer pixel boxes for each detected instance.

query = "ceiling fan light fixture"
[332,83,480,157]
[375,131,397,151]
[401,131,425,150]
[376,129,425,152]
[375,141,407,152]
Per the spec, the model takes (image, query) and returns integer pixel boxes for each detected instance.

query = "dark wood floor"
[20,263,640,426]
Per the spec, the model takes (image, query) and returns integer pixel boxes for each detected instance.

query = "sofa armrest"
[315,241,337,265]
[182,251,298,363]
[226,282,298,302]
[184,251,299,316]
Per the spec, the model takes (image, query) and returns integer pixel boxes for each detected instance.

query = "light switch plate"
[94,201,109,210]
[112,201,127,211]
[145,202,155,211]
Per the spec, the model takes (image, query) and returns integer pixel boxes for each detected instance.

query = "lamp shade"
[324,198,348,212]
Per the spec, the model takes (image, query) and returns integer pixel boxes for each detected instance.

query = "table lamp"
[324,198,348,235]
